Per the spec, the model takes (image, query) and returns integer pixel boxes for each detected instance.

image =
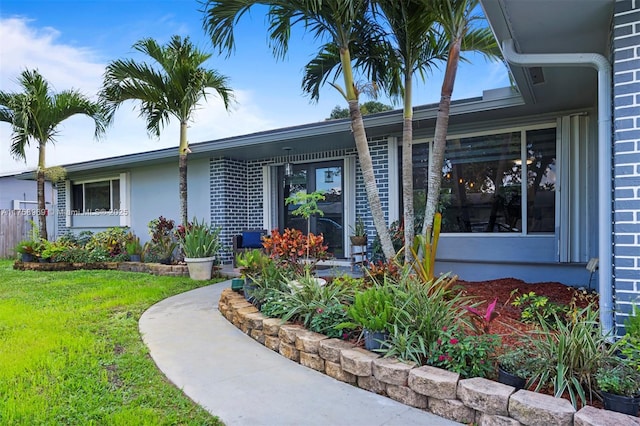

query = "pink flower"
[437,338,442,345]
[316,308,324,314]
[449,338,459,345]
[442,326,448,331]
[438,355,446,362]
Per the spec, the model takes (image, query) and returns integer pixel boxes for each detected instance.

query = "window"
[401,127,556,234]
[71,179,120,213]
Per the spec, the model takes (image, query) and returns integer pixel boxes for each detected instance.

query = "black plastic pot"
[21,253,34,262]
[243,279,257,303]
[363,329,389,351]
[601,391,640,416]
[497,366,526,390]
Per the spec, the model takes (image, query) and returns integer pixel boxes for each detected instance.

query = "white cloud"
[0,17,278,175]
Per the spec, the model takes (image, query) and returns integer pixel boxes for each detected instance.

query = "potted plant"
[350,217,367,246]
[339,286,393,351]
[236,249,267,299]
[15,239,39,262]
[497,347,534,390]
[125,234,143,262]
[596,362,640,415]
[177,217,222,280]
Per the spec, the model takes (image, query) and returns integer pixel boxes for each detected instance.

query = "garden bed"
[13,260,190,276]
[219,287,639,425]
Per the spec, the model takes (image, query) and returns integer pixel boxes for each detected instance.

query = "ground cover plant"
[0,260,223,425]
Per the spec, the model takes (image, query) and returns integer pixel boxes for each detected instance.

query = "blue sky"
[0,0,510,174]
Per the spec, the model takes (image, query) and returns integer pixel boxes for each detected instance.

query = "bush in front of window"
[85,227,131,258]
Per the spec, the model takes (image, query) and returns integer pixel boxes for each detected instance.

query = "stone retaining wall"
[219,288,640,426]
[14,260,190,277]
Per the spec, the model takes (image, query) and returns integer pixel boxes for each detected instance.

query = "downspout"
[502,39,613,336]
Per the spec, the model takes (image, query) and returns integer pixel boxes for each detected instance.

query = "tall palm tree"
[420,0,498,239]
[100,35,233,226]
[374,0,448,263]
[202,0,397,261]
[0,69,107,240]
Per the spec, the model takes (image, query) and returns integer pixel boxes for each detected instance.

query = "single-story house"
[17,0,638,335]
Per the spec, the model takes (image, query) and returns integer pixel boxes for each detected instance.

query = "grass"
[0,260,224,425]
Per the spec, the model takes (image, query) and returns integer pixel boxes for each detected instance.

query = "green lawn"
[0,260,224,425]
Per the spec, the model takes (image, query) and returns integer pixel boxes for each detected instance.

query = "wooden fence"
[0,210,37,258]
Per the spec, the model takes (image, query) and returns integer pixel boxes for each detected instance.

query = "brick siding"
[613,0,640,331]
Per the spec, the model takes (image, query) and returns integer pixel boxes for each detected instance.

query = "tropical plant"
[464,297,500,334]
[85,227,131,257]
[512,291,568,327]
[177,217,222,259]
[236,249,268,277]
[373,1,449,263]
[339,286,394,332]
[14,239,40,256]
[0,69,108,240]
[202,0,396,261]
[100,35,233,226]
[143,216,177,264]
[285,190,326,259]
[409,212,443,284]
[521,304,615,409]
[309,303,350,338]
[427,325,499,378]
[377,272,470,364]
[125,233,143,256]
[350,216,366,237]
[262,228,328,274]
[420,0,499,242]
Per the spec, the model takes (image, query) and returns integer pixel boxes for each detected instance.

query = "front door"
[280,161,344,258]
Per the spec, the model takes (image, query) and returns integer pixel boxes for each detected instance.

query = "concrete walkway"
[139,280,461,426]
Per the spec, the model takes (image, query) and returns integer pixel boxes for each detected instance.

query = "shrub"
[595,361,640,397]
[309,303,349,338]
[427,325,499,379]
[85,227,130,257]
[340,286,394,332]
[143,216,177,263]
[374,272,470,365]
[521,304,614,409]
[512,291,568,327]
[262,228,328,274]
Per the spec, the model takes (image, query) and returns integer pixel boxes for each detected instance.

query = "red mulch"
[456,277,604,410]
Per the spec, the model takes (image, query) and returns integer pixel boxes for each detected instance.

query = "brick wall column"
[613,0,640,330]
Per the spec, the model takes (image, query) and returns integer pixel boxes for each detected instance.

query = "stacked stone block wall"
[613,0,640,330]
[220,288,640,425]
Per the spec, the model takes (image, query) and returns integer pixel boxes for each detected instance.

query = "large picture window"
[71,179,120,213]
[402,127,556,234]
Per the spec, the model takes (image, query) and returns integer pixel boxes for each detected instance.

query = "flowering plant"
[427,325,499,378]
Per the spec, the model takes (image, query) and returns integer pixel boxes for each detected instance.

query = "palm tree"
[202,0,397,261]
[420,0,498,239]
[100,35,233,226]
[0,69,107,240]
[375,0,448,263]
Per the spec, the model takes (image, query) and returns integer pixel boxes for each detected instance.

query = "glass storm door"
[281,161,344,257]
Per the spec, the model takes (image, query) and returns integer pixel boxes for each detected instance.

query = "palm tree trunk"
[402,72,414,264]
[339,46,395,261]
[37,142,48,241]
[422,38,461,238]
[179,122,188,226]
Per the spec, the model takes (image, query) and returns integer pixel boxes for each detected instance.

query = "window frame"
[403,122,558,237]
[70,177,121,214]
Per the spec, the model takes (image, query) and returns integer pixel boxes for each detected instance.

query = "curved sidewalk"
[139,280,461,426]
